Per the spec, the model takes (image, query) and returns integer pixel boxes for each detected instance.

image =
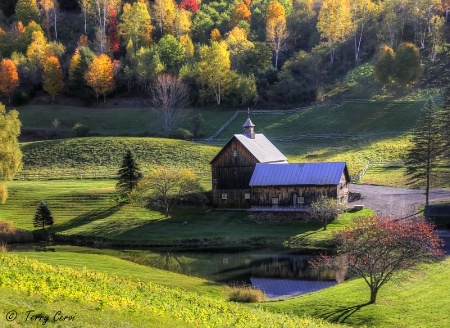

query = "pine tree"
[404,98,443,205]
[116,150,143,195]
[33,201,54,230]
[441,87,450,163]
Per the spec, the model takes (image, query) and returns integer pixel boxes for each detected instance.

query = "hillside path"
[349,184,450,218]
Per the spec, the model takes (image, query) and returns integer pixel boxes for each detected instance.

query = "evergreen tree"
[404,99,443,205]
[441,88,450,163]
[116,150,143,195]
[33,201,54,230]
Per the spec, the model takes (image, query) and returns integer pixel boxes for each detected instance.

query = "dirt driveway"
[349,184,450,218]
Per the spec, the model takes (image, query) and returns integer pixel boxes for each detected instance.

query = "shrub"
[172,128,193,140]
[72,123,90,137]
[228,283,266,303]
[0,242,6,252]
[0,221,15,233]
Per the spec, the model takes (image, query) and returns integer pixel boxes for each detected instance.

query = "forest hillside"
[0,0,448,110]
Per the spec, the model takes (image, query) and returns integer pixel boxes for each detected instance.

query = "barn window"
[222,193,228,200]
[213,179,217,184]
[244,193,250,200]
[233,149,238,157]
[299,197,305,204]
[272,197,279,205]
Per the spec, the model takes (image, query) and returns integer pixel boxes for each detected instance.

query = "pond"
[112,247,344,299]
[9,244,344,299]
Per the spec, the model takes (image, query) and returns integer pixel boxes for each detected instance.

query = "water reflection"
[129,249,342,299]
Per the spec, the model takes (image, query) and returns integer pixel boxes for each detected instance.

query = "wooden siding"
[212,189,251,209]
[212,137,259,208]
[251,185,344,208]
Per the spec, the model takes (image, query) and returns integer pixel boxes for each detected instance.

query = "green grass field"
[3,180,373,247]
[17,99,442,185]
[0,255,345,328]
[257,258,450,328]
[15,104,237,138]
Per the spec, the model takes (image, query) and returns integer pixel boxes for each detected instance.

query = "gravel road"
[349,184,450,218]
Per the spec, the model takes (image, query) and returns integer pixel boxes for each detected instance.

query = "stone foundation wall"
[249,211,310,223]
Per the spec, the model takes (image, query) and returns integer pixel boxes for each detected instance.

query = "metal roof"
[243,118,255,127]
[249,162,349,186]
[234,134,287,163]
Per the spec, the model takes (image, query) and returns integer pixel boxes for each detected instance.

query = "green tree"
[157,34,184,74]
[309,195,346,230]
[0,103,22,204]
[441,88,450,166]
[404,99,443,205]
[116,150,143,195]
[120,0,153,51]
[33,201,54,230]
[373,44,395,85]
[15,0,41,25]
[43,56,64,103]
[131,167,204,217]
[135,46,164,92]
[393,42,421,87]
[198,41,232,105]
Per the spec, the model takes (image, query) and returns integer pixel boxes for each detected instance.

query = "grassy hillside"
[0,255,345,328]
[9,250,227,298]
[15,105,236,138]
[3,180,372,246]
[20,137,220,179]
[257,258,450,328]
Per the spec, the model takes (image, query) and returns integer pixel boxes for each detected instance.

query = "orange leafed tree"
[85,54,115,103]
[43,56,64,103]
[0,59,20,104]
[230,2,252,27]
[210,28,222,43]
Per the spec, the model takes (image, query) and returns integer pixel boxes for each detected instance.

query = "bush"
[0,221,15,233]
[172,128,193,140]
[228,283,266,303]
[72,123,90,137]
[0,221,34,243]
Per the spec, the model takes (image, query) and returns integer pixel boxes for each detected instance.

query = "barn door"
[293,193,298,207]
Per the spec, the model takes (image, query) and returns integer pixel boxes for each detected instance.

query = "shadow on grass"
[322,302,371,324]
[50,204,123,234]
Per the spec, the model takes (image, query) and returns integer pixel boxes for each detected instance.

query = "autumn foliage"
[0,59,20,103]
[85,54,115,103]
[310,216,444,304]
[179,0,198,13]
[43,56,64,102]
[231,2,252,27]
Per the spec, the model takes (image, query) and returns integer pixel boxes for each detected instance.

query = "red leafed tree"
[179,0,198,13]
[310,216,444,304]
[108,7,120,57]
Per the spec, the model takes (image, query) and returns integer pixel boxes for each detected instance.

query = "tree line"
[0,0,447,108]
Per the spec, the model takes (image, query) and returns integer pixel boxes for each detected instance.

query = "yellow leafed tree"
[0,102,22,204]
[266,1,288,68]
[43,56,64,102]
[85,54,115,103]
[0,59,20,104]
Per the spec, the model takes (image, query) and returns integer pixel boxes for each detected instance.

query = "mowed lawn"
[257,258,450,328]
[3,180,373,246]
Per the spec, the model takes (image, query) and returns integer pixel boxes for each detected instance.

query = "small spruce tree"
[404,98,443,205]
[116,150,143,195]
[33,201,54,230]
